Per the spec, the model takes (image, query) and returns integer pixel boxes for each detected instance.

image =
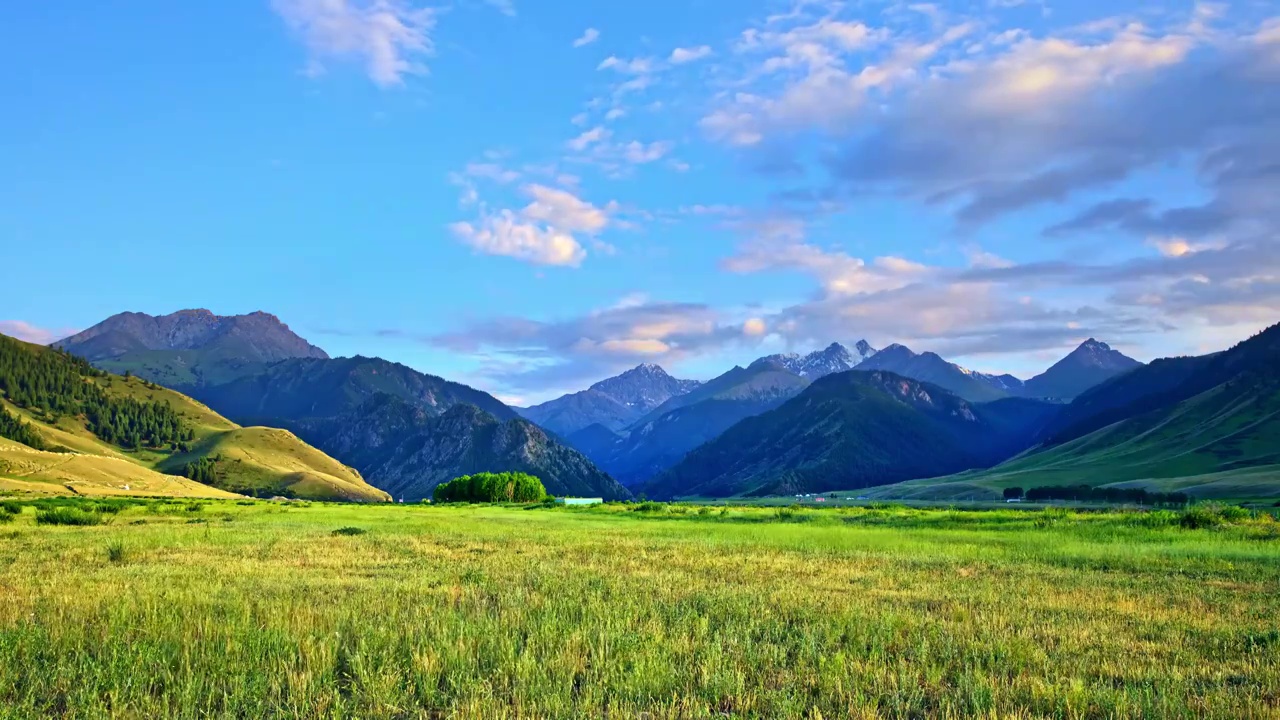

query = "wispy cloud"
[484,0,515,17]
[272,0,436,87]
[0,321,78,345]
[573,28,600,48]
[669,45,713,64]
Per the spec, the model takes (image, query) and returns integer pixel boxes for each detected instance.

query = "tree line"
[433,472,548,503]
[0,406,48,450]
[1004,485,1189,506]
[0,335,192,450]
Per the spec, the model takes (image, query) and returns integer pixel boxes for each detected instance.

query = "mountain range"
[757,341,877,379]
[547,338,1142,487]
[575,357,813,486]
[48,310,628,501]
[517,363,701,436]
[645,372,1059,499]
[23,307,1277,504]
[869,323,1280,501]
[854,344,1018,402]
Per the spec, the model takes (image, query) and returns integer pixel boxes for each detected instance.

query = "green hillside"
[0,334,388,502]
[869,323,1280,502]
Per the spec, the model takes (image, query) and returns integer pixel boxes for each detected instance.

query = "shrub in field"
[1178,503,1251,529]
[1179,506,1223,529]
[36,507,105,526]
[1,500,22,515]
[332,527,367,536]
[632,501,665,513]
[105,540,127,563]
[433,472,547,504]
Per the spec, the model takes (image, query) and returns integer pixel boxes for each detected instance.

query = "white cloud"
[463,162,520,183]
[449,184,615,267]
[433,299,760,395]
[0,321,77,345]
[598,55,657,74]
[521,184,611,233]
[1146,237,1222,258]
[669,45,713,64]
[621,140,674,164]
[567,126,612,151]
[272,0,436,87]
[573,28,600,48]
[451,214,586,267]
[701,13,967,145]
[723,236,932,296]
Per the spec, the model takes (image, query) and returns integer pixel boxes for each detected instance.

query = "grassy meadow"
[1,498,1278,718]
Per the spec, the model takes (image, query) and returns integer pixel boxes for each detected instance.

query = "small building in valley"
[556,497,604,506]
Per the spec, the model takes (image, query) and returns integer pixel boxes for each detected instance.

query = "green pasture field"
[0,498,1278,718]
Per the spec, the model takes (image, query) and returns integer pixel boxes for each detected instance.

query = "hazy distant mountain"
[518,364,701,436]
[1022,339,1142,400]
[578,359,812,486]
[854,344,1012,402]
[758,341,877,380]
[56,309,328,363]
[646,371,1058,500]
[296,397,629,501]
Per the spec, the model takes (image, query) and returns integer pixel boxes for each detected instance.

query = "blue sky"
[2,0,1278,404]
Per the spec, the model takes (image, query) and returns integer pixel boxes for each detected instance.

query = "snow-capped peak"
[754,339,878,380]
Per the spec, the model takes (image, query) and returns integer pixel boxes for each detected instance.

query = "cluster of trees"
[1004,485,1189,506]
[0,335,192,450]
[0,406,47,450]
[181,456,220,485]
[433,472,548,503]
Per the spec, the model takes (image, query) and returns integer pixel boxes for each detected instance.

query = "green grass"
[1,500,1278,718]
[33,506,107,526]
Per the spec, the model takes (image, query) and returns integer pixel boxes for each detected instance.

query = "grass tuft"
[331,526,367,536]
[105,540,127,563]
